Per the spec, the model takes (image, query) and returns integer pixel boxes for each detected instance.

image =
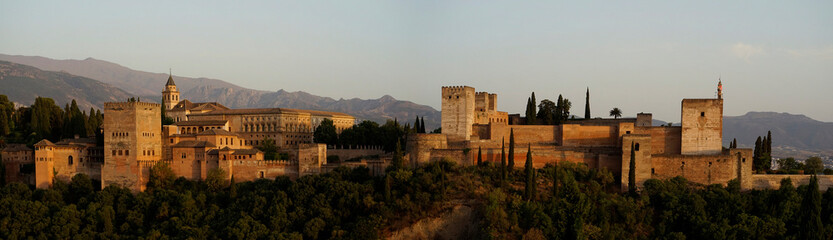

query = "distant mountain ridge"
[723,111,833,152]
[0,54,441,128]
[0,60,132,111]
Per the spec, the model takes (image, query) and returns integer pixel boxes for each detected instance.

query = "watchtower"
[680,81,724,155]
[101,101,162,191]
[441,86,475,141]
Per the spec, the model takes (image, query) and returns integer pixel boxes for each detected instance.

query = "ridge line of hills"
[1,54,831,157]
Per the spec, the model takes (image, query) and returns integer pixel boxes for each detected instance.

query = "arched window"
[68,156,73,165]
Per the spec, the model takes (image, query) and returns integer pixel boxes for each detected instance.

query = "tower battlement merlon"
[104,102,163,109]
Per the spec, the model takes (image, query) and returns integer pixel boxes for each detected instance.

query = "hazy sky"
[2,1,832,122]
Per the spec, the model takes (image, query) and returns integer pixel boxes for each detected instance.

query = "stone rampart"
[562,124,619,147]
[328,148,385,161]
[749,174,833,190]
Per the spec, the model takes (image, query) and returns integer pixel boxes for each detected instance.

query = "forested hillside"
[1,160,831,239]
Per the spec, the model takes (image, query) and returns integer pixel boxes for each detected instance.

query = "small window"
[113,150,117,156]
[68,156,73,165]
[125,150,129,156]
[181,153,186,159]
[259,171,265,178]
[118,150,123,156]
[634,143,640,151]
[626,131,631,134]
[651,168,655,174]
[170,139,174,143]
[700,112,705,117]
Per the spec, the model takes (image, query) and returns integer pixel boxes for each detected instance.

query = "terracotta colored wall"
[562,124,619,147]
[493,125,559,146]
[406,134,448,167]
[328,148,385,162]
[651,149,752,187]
[639,126,682,155]
[749,175,833,190]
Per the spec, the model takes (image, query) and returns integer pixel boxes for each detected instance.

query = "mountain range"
[0,54,440,129]
[1,54,831,157]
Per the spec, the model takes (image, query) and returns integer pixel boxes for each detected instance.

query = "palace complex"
[4,78,832,191]
[406,82,833,190]
[3,75,357,191]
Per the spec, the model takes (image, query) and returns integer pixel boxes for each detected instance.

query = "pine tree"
[508,129,515,170]
[477,146,482,166]
[628,141,637,196]
[584,88,591,119]
[800,175,822,240]
[524,144,535,201]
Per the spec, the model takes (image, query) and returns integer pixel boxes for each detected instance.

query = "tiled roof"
[197,129,239,136]
[188,107,352,118]
[1,144,31,152]
[171,101,229,112]
[172,140,216,148]
[166,75,176,86]
[172,120,228,126]
[33,139,55,147]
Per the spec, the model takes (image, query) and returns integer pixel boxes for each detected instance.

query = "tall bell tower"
[162,72,179,110]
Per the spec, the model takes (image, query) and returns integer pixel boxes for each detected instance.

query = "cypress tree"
[526,93,537,125]
[552,160,558,199]
[754,136,762,171]
[628,141,637,196]
[414,116,420,133]
[555,95,564,125]
[732,138,738,149]
[800,175,822,240]
[501,139,507,182]
[384,174,392,203]
[524,144,535,201]
[584,88,591,119]
[765,131,772,169]
[420,117,426,134]
[477,146,482,166]
[508,129,515,170]
[390,140,404,170]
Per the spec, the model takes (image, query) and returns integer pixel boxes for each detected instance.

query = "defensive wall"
[749,174,833,190]
[327,147,385,162]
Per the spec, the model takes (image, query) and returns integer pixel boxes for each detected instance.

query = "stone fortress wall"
[408,83,828,191]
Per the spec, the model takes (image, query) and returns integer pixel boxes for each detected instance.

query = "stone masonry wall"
[749,174,833,190]
[441,86,475,141]
[681,99,723,155]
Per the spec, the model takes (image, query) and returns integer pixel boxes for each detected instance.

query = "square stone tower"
[101,101,162,191]
[680,99,723,155]
[441,86,476,141]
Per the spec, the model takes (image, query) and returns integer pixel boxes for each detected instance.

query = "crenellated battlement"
[104,101,162,110]
[441,86,475,95]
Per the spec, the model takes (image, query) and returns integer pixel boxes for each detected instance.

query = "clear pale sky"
[2,1,831,122]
